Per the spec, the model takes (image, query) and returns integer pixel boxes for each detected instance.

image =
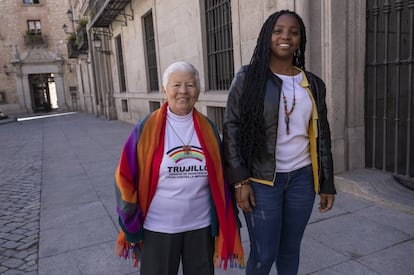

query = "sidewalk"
[0,112,413,275]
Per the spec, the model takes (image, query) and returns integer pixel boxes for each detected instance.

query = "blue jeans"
[244,165,315,275]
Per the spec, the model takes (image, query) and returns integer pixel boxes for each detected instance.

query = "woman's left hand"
[235,183,255,212]
[319,193,335,213]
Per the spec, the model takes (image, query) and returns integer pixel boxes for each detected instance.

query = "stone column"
[54,73,69,111]
[21,74,33,113]
[295,0,311,67]
[344,0,366,170]
[14,65,29,114]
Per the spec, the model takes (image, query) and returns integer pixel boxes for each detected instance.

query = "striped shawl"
[115,103,245,269]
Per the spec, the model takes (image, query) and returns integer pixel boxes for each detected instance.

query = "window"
[27,20,41,35]
[0,91,6,103]
[115,35,127,93]
[143,11,159,91]
[207,106,225,134]
[149,101,161,112]
[69,86,77,96]
[23,0,40,4]
[205,0,234,90]
[121,99,128,112]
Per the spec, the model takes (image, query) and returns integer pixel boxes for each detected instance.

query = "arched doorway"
[29,73,58,112]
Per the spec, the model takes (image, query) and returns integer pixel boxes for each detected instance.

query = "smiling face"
[163,71,199,116]
[270,14,301,63]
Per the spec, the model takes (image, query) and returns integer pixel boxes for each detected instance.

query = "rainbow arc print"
[167,146,204,163]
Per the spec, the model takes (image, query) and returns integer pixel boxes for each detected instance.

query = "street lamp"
[3,65,11,75]
[92,33,101,49]
[62,24,72,34]
[92,34,111,54]
[64,8,77,34]
[66,9,74,21]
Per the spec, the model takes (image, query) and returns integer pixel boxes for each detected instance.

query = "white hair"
[162,61,200,90]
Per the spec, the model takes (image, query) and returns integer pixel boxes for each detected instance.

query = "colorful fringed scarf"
[115,103,245,269]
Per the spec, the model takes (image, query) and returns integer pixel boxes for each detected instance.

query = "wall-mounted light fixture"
[92,34,111,54]
[3,65,11,75]
[62,24,72,34]
[64,8,78,34]
[66,9,74,21]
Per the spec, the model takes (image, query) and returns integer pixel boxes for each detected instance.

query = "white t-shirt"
[143,108,211,233]
[275,72,312,172]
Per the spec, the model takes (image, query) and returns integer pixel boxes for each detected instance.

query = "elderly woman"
[115,61,244,275]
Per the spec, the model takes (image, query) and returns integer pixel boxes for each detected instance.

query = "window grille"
[205,0,234,90]
[115,35,127,93]
[0,92,6,103]
[365,0,414,180]
[207,106,225,134]
[23,0,39,4]
[121,99,128,112]
[143,11,159,91]
[27,20,41,34]
[149,101,161,112]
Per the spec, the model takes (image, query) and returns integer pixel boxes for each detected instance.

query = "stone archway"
[14,50,68,114]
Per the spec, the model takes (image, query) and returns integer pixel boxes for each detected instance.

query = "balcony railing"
[67,40,80,58]
[76,27,88,50]
[24,34,48,47]
[89,0,131,27]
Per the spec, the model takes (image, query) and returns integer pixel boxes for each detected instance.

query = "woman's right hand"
[235,182,256,212]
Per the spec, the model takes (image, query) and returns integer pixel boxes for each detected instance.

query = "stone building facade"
[72,0,366,176]
[1,0,412,182]
[0,0,79,115]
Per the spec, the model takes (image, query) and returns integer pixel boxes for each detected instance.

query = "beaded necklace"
[281,73,296,135]
[167,118,194,155]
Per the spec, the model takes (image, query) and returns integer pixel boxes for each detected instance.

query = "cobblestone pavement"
[0,120,43,274]
[1,113,414,275]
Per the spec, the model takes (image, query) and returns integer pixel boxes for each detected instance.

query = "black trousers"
[140,226,214,275]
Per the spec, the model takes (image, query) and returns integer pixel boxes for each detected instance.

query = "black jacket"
[223,66,336,194]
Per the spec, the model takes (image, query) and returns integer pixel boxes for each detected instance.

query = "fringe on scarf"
[213,234,246,270]
[214,253,246,270]
[115,231,140,268]
[115,230,245,270]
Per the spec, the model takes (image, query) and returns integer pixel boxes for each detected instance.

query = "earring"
[294,49,301,66]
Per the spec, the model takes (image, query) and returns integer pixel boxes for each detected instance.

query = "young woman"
[223,10,336,275]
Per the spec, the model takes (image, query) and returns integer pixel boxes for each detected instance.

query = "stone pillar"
[319,0,366,173]
[320,0,347,174]
[295,0,311,67]
[54,73,69,111]
[14,66,29,114]
[344,0,366,170]
[21,74,33,113]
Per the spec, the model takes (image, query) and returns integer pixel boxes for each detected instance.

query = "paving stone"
[18,260,37,272]
[13,250,30,259]
[25,253,37,262]
[1,250,17,257]
[3,234,25,242]
[3,269,26,275]
[0,254,7,263]
[1,241,20,249]
[0,226,14,233]
[17,240,38,251]
[10,229,26,235]
[0,266,8,273]
[4,222,24,229]
[2,258,25,269]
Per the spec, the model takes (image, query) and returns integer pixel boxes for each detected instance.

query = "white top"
[143,108,211,233]
[275,72,312,172]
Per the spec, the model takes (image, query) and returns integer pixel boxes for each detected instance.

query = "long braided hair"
[239,10,307,169]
